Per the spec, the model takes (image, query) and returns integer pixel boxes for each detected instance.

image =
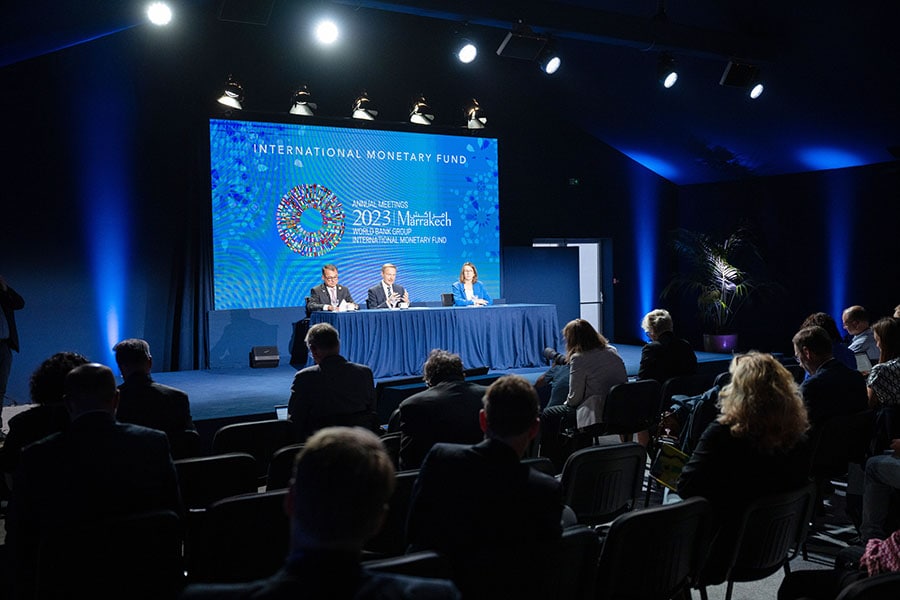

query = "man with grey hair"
[288,323,380,441]
[181,427,460,599]
[113,338,195,439]
[397,349,487,470]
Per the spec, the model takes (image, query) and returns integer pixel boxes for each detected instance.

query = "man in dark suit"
[288,322,380,441]
[180,426,460,600]
[6,363,182,600]
[637,308,698,383]
[397,349,487,470]
[406,375,563,597]
[366,263,409,309]
[113,338,195,439]
[305,263,358,316]
[0,275,25,414]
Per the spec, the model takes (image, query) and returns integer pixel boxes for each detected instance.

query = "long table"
[308,304,561,378]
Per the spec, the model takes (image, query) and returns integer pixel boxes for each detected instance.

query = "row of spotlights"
[219,78,487,129]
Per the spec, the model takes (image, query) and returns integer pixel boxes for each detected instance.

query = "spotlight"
[289,85,316,116]
[658,53,678,89]
[538,47,561,75]
[146,2,173,26]
[720,60,764,98]
[410,95,434,125]
[315,19,339,45]
[466,99,487,129]
[749,83,765,99]
[351,91,377,120]
[217,75,244,110]
[456,38,477,64]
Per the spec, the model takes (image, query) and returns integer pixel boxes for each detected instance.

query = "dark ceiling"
[3,0,898,185]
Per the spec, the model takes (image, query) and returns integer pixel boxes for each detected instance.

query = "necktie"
[329,287,337,305]
[387,285,394,306]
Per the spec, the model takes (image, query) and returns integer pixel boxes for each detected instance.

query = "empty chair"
[696,481,817,600]
[168,428,202,460]
[560,442,646,527]
[265,443,304,491]
[440,293,454,307]
[834,571,900,600]
[36,509,184,600]
[212,418,297,482]
[175,452,258,510]
[187,489,290,583]
[659,373,716,414]
[596,497,712,600]
[594,379,661,440]
[542,525,602,600]
[380,431,401,470]
[364,469,420,558]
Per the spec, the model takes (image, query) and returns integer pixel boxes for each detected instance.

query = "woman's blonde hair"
[717,351,809,453]
[562,319,609,361]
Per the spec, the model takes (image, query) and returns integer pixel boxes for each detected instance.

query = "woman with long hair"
[867,317,900,409]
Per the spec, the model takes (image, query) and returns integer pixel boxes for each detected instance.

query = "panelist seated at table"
[366,263,409,309]
[451,262,492,307]
[306,264,358,316]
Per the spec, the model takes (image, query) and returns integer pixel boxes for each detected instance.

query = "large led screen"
[210,118,500,310]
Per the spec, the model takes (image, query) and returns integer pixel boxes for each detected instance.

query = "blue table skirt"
[308,304,561,378]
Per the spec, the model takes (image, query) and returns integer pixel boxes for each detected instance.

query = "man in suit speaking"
[367,263,409,309]
[306,264,358,316]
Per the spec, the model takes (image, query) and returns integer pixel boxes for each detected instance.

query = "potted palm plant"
[661,224,780,353]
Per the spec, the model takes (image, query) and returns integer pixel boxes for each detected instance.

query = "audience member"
[895,304,900,319]
[397,349,487,470]
[859,439,900,542]
[843,305,881,362]
[287,322,380,441]
[451,261,492,306]
[534,347,569,409]
[113,338,195,439]
[801,311,857,371]
[406,375,562,555]
[867,317,900,410]
[0,352,89,488]
[677,352,811,585]
[305,264,358,316]
[7,363,182,600]
[0,275,25,421]
[180,427,459,600]
[366,263,409,309]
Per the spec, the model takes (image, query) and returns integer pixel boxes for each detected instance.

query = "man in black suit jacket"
[398,349,487,470]
[113,338,195,438]
[637,308,698,383]
[6,363,182,600]
[288,322,380,441]
[366,263,409,309]
[406,375,563,597]
[0,275,25,413]
[180,427,459,600]
[305,263,358,316]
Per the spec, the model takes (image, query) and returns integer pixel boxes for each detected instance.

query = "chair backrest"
[187,489,290,583]
[168,428,202,460]
[363,550,453,580]
[560,442,647,526]
[175,452,259,510]
[364,469,420,557]
[834,570,900,600]
[597,497,712,600]
[659,373,716,413]
[381,431,401,470]
[719,481,817,588]
[522,456,558,477]
[713,371,732,388]
[441,293,454,306]
[212,419,297,482]
[542,525,602,600]
[602,379,662,434]
[36,509,184,600]
[265,443,304,491]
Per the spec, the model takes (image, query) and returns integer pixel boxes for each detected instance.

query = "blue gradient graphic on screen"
[210,119,500,309]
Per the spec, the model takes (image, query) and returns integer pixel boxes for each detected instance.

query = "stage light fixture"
[217,75,244,110]
[410,95,435,125]
[538,46,561,75]
[720,60,764,98]
[749,83,765,99]
[289,84,317,116]
[351,91,377,120]
[466,99,487,129]
[658,53,678,88]
[315,19,339,44]
[456,38,478,64]
[496,22,548,61]
[146,2,173,26]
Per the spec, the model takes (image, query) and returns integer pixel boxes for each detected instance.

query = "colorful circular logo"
[276,183,345,256]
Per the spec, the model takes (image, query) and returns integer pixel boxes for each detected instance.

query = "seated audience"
[0,351,88,488]
[181,427,460,600]
[843,305,881,363]
[859,439,900,542]
[451,261,492,306]
[397,349,487,470]
[113,338,196,439]
[7,363,182,600]
[534,347,569,410]
[677,351,811,585]
[366,263,409,309]
[287,322,380,442]
[895,304,900,319]
[867,317,900,410]
[801,311,857,371]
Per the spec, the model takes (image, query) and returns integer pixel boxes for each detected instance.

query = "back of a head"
[844,305,869,325]
[800,312,842,342]
[562,318,608,357]
[792,325,833,358]
[30,352,90,405]
[113,338,151,373]
[423,349,464,386]
[872,317,900,362]
[305,322,340,354]
[64,363,118,416]
[291,427,395,547]
[482,375,539,438]
[641,309,674,336]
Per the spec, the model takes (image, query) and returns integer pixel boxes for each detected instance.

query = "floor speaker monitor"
[250,345,280,368]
